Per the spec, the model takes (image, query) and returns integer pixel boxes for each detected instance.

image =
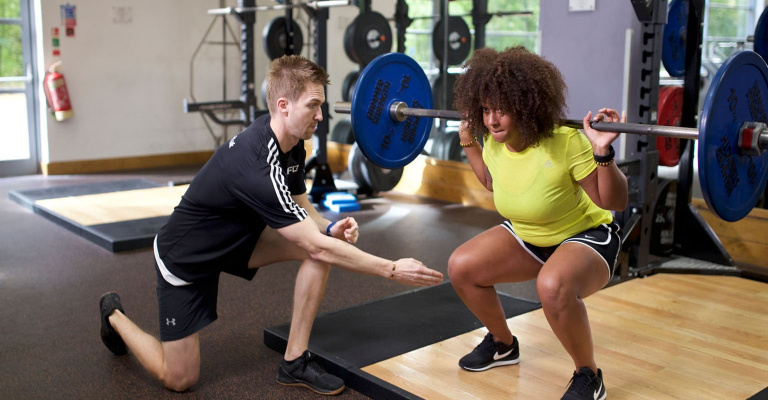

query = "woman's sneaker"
[458,332,520,371]
[277,351,345,395]
[561,367,606,400]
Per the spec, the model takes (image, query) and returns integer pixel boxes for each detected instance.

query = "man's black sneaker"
[99,292,127,355]
[561,367,606,400]
[277,351,345,395]
[458,332,520,372]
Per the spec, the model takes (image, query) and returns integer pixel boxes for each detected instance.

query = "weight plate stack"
[262,17,303,60]
[432,16,472,66]
[330,118,355,144]
[343,11,393,66]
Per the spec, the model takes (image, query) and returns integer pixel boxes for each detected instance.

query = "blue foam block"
[324,192,358,205]
[323,200,361,213]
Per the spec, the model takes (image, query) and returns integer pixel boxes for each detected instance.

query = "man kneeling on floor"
[98,54,443,396]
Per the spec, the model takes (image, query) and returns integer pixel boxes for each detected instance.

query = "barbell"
[332,51,768,222]
[207,0,351,15]
[403,10,534,21]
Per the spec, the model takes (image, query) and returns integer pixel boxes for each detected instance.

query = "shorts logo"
[166,318,176,326]
[287,165,299,174]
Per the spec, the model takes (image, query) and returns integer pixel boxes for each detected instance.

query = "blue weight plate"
[350,52,433,168]
[698,50,768,222]
[661,0,688,78]
[754,7,768,62]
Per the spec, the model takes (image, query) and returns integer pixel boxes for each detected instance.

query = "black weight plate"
[262,17,304,60]
[348,143,371,192]
[441,130,465,162]
[432,73,458,111]
[343,21,356,63]
[432,16,471,66]
[650,178,676,256]
[346,11,393,66]
[360,156,404,192]
[261,79,268,109]
[341,71,360,102]
[430,132,447,159]
[330,118,355,144]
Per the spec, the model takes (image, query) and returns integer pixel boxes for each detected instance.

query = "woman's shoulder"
[552,125,581,136]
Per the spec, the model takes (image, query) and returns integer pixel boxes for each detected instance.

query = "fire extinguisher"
[43,61,74,121]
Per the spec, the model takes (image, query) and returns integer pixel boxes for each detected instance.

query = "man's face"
[286,83,325,141]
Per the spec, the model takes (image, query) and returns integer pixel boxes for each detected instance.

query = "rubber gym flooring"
[3,167,768,399]
[0,166,541,400]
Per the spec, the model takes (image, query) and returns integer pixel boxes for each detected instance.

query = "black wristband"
[593,145,615,163]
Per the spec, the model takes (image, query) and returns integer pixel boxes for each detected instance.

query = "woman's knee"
[447,250,476,284]
[536,272,573,311]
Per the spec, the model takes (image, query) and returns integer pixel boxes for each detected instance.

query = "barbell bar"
[334,101,705,141]
[393,10,533,21]
[208,0,351,15]
[331,51,768,222]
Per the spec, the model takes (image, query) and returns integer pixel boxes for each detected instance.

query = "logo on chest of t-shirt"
[287,163,300,174]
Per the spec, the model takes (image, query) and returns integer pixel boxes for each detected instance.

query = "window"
[702,0,760,67]
[402,0,540,69]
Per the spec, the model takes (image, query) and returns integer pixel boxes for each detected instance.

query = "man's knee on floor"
[162,367,199,392]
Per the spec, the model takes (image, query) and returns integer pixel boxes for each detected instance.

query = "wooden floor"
[34,184,188,226]
[363,274,768,399]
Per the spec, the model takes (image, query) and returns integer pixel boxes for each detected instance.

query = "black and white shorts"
[153,237,258,342]
[501,220,622,281]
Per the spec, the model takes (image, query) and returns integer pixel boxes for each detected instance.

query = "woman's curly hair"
[453,46,568,148]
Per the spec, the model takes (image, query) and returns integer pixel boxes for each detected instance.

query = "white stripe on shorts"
[154,235,191,287]
[501,221,546,264]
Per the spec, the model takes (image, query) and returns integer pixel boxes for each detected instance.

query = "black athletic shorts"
[501,220,622,281]
[154,254,257,342]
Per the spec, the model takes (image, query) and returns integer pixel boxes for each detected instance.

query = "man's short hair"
[266,55,330,113]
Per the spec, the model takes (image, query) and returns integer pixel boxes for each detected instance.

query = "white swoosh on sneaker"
[593,381,603,400]
[493,349,513,360]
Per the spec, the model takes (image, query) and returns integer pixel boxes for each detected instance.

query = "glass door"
[0,0,38,177]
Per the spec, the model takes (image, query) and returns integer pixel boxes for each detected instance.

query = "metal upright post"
[618,0,666,276]
[472,0,488,49]
[672,0,735,266]
[394,0,412,53]
[285,0,295,55]
[307,7,337,201]
[238,0,257,124]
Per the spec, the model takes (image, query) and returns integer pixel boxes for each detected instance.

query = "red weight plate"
[656,85,683,166]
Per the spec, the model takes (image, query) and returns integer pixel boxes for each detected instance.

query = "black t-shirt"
[156,114,307,282]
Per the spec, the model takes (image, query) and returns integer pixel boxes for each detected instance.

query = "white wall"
[540,1,640,121]
[33,0,395,165]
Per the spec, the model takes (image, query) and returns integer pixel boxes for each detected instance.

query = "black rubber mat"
[8,179,165,252]
[750,387,768,400]
[264,281,540,399]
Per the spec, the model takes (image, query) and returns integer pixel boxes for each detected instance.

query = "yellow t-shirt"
[482,126,613,247]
